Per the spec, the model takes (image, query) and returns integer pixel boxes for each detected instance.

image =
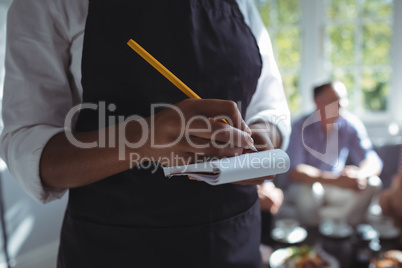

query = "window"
[325,0,393,114]
[255,0,402,127]
[254,0,302,113]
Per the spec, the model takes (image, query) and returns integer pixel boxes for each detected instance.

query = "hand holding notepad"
[163,149,290,185]
[126,39,289,185]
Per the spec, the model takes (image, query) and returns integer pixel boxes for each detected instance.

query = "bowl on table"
[319,219,353,239]
[271,218,308,244]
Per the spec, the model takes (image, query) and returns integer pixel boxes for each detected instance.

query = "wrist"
[124,117,152,165]
[249,121,282,149]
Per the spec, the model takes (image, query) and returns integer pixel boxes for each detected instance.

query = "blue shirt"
[287,110,381,177]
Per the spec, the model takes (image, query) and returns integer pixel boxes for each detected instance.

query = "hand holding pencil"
[126,39,279,186]
[127,39,257,152]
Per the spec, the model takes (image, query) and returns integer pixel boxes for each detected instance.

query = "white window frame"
[298,0,402,127]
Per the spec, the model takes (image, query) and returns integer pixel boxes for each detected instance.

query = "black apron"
[58,0,263,267]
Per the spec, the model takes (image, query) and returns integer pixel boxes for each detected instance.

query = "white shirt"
[0,0,290,203]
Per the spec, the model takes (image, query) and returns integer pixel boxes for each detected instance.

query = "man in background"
[285,81,383,226]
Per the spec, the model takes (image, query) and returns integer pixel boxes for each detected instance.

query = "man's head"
[313,81,348,124]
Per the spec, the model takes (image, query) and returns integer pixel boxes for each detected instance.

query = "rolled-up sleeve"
[0,0,86,203]
[237,0,291,150]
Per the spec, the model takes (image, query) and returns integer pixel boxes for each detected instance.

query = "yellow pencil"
[127,39,201,99]
[127,39,257,151]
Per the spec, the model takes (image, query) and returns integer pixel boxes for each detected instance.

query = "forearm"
[40,120,146,189]
[289,164,338,185]
[40,99,255,189]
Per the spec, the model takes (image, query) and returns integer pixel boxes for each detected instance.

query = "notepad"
[162,149,290,185]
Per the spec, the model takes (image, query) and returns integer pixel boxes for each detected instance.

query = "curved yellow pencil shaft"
[127,39,201,99]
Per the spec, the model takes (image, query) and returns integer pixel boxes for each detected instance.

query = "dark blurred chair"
[374,143,401,189]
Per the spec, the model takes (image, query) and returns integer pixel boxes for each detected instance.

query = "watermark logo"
[302,101,340,166]
[63,101,288,170]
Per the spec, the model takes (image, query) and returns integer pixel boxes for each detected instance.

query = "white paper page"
[163,149,290,185]
[206,149,289,184]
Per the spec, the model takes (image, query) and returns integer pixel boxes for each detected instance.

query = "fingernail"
[249,144,258,152]
[246,125,252,135]
[247,135,254,144]
[246,135,257,151]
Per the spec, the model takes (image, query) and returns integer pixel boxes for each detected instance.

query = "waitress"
[1,0,290,267]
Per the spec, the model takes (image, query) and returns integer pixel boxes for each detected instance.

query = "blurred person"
[379,171,402,228]
[258,181,283,252]
[285,81,383,226]
[379,145,402,227]
[258,181,283,214]
[0,0,290,267]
